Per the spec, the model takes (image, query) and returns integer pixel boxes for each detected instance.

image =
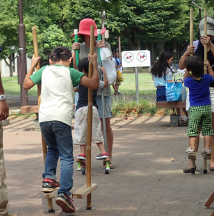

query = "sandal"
[110,162,114,169]
[186,147,195,154]
[201,149,212,155]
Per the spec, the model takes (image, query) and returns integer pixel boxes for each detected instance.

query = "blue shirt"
[153,68,172,87]
[184,74,214,106]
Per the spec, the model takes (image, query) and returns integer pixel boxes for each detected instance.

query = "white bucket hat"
[199,16,214,36]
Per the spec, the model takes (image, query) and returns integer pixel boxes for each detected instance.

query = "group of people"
[2,14,214,216]
[151,16,214,173]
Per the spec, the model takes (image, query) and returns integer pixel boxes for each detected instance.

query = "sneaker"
[56,193,75,213]
[95,153,109,160]
[76,154,86,160]
[42,178,60,192]
[201,149,212,155]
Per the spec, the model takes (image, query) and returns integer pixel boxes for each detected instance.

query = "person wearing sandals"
[71,18,114,168]
[0,47,17,216]
[73,57,109,161]
[179,16,214,173]
[184,56,214,159]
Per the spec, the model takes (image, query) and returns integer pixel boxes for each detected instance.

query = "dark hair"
[113,49,118,53]
[77,57,89,74]
[79,34,85,42]
[185,56,203,77]
[151,50,173,77]
[49,46,72,62]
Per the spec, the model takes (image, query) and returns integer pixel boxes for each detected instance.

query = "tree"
[0,0,19,76]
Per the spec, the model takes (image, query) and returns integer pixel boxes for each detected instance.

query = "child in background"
[73,57,109,160]
[23,47,99,213]
[184,56,214,156]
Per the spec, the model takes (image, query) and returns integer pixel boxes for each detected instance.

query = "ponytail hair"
[151,50,173,77]
[49,46,72,62]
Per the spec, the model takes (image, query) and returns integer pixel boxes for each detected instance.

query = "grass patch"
[2,77,38,95]
[110,72,156,96]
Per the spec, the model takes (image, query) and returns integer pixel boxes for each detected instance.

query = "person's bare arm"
[23,55,40,90]
[179,45,194,69]
[204,60,214,77]
[80,53,99,89]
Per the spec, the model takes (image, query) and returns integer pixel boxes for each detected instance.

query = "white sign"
[122,50,151,68]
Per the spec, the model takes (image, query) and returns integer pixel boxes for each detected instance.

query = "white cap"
[199,16,214,36]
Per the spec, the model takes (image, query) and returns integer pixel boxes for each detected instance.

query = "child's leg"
[96,142,107,154]
[189,136,197,151]
[204,136,212,150]
[79,145,86,155]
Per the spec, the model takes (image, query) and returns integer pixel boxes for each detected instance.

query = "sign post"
[122,50,151,103]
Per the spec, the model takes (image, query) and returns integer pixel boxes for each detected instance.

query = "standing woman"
[71,18,114,167]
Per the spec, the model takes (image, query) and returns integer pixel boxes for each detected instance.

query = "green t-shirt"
[30,65,84,87]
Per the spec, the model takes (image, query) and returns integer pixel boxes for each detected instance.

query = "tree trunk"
[172,38,178,60]
[151,42,156,65]
[158,41,165,56]
[9,55,13,77]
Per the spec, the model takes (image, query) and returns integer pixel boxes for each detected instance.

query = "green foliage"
[0,0,19,60]
[2,77,37,95]
[111,97,172,117]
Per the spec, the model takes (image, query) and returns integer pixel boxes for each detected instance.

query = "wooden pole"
[190,8,193,56]
[86,25,94,210]
[204,8,207,74]
[32,27,54,212]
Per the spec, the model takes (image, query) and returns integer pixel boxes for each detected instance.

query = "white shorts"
[186,87,214,112]
[73,106,104,145]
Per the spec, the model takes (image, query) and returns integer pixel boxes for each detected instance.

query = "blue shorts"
[156,86,166,102]
[96,95,112,119]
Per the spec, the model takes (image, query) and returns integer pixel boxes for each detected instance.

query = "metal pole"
[135,67,139,103]
[18,0,28,106]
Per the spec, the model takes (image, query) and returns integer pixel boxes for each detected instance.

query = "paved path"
[3,114,214,216]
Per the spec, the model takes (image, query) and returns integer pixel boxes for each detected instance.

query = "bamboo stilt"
[86,25,95,210]
[190,8,193,56]
[204,9,208,74]
[32,27,54,213]
[72,25,98,210]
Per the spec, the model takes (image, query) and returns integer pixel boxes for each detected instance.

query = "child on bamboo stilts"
[184,56,214,157]
[23,47,99,213]
[73,57,109,161]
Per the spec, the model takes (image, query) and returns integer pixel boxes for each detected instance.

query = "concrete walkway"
[3,112,214,216]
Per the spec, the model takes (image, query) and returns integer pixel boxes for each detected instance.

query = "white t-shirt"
[30,65,84,126]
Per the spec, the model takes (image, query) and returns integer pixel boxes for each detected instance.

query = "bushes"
[111,97,172,117]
